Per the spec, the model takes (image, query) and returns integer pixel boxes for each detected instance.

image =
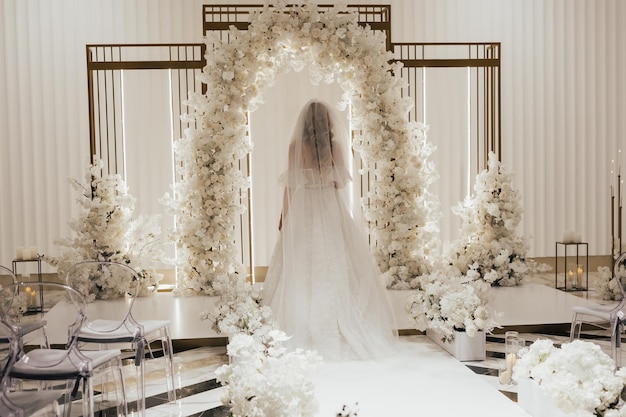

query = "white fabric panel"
[424,68,470,252]
[122,70,176,265]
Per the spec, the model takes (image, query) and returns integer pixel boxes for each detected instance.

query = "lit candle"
[499,369,512,385]
[506,352,517,370]
[613,159,616,189]
[577,265,583,288]
[25,286,37,308]
[568,270,574,288]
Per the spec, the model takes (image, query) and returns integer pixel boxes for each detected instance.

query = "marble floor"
[37,273,623,416]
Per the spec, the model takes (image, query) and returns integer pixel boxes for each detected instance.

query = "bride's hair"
[297,100,336,170]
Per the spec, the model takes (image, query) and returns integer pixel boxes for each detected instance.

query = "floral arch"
[168,1,439,294]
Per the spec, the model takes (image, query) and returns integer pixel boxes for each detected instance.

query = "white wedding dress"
[262,100,399,361]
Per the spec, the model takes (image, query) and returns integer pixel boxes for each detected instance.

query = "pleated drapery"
[1,0,625,274]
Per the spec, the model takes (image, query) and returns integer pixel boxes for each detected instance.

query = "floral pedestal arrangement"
[517,378,571,417]
[426,329,485,361]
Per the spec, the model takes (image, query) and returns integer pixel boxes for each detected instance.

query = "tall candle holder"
[611,150,624,272]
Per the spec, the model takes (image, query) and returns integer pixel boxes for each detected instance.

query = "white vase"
[426,328,486,361]
[517,378,572,417]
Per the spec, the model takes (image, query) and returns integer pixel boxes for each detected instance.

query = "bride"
[262,100,399,361]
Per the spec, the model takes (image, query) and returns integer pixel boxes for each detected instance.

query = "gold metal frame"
[86,43,206,176]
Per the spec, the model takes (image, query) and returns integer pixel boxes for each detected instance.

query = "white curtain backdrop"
[1,0,626,275]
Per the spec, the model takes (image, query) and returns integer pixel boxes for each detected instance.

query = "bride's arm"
[280,142,296,230]
[279,188,288,231]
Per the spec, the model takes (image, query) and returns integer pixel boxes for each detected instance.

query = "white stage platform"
[42,282,602,417]
[44,282,603,345]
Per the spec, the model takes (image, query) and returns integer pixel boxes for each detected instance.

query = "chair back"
[0,282,86,369]
[0,267,17,318]
[616,252,626,299]
[0,320,18,390]
[65,261,143,334]
[0,265,17,290]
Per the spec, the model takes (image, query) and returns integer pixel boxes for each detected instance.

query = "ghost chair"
[0,281,127,417]
[0,265,49,353]
[0,319,63,417]
[66,260,176,416]
[571,251,626,367]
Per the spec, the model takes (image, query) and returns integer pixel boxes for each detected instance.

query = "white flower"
[44,160,165,301]
[596,261,626,301]
[445,153,547,287]
[513,339,626,416]
[406,265,499,342]
[217,330,322,417]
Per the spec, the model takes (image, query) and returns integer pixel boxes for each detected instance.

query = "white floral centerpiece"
[216,330,322,417]
[45,160,164,301]
[445,152,548,287]
[513,339,626,417]
[164,0,439,294]
[406,265,498,343]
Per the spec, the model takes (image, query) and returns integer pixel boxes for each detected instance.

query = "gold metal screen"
[393,42,501,172]
[86,43,205,177]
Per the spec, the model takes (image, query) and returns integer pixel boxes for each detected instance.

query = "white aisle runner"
[312,336,531,417]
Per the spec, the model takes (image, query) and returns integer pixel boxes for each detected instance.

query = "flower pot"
[426,328,485,361]
[517,378,572,417]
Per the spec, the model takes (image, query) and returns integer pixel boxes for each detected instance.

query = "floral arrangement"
[215,330,322,417]
[201,273,274,339]
[204,272,322,417]
[163,0,439,293]
[595,255,626,301]
[445,152,547,286]
[405,265,498,342]
[44,160,164,301]
[513,339,626,417]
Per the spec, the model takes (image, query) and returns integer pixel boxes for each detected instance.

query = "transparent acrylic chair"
[571,251,626,367]
[0,281,127,417]
[66,261,176,416]
[0,319,62,417]
[0,265,49,352]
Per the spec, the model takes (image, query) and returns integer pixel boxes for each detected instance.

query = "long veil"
[262,100,399,361]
